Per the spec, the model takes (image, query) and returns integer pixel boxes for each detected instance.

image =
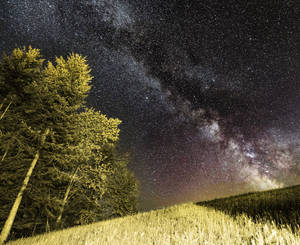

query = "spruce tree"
[0,47,139,242]
[0,47,47,243]
[0,47,90,239]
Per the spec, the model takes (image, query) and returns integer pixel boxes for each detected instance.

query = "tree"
[60,149,139,227]
[99,151,139,219]
[53,108,122,228]
[0,128,49,245]
[0,47,49,243]
[0,47,139,242]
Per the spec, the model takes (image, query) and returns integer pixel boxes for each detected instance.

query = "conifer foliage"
[0,47,139,243]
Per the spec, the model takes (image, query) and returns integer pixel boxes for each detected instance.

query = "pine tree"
[0,47,47,243]
[0,47,139,242]
[52,108,121,228]
[105,157,139,217]
[55,148,139,227]
[0,47,93,241]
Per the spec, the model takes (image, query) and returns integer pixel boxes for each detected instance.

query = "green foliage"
[0,47,139,240]
[102,156,139,218]
[57,150,139,227]
[0,47,44,105]
[43,54,92,111]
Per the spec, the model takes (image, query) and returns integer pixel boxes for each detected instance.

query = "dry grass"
[6,205,300,244]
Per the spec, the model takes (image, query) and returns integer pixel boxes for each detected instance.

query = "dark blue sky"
[1,0,299,209]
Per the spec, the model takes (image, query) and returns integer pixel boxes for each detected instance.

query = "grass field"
[198,184,300,233]
[6,185,300,245]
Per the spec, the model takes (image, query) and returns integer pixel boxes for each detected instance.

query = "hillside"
[7,185,300,245]
[197,184,300,232]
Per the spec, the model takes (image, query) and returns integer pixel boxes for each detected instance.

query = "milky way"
[1,0,299,209]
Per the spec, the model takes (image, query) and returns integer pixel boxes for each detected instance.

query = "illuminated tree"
[0,47,139,242]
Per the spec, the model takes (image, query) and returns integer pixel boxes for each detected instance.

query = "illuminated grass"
[7,185,300,245]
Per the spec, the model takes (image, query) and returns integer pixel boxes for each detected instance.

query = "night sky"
[1,0,299,209]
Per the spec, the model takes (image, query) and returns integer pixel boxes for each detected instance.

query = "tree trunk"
[0,98,6,110]
[55,167,79,228]
[1,148,8,162]
[0,151,40,244]
[0,101,12,121]
[0,128,49,245]
[1,100,13,163]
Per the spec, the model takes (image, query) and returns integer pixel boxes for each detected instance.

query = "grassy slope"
[7,185,300,245]
[198,184,300,231]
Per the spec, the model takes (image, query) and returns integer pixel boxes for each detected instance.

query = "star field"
[0,0,299,209]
